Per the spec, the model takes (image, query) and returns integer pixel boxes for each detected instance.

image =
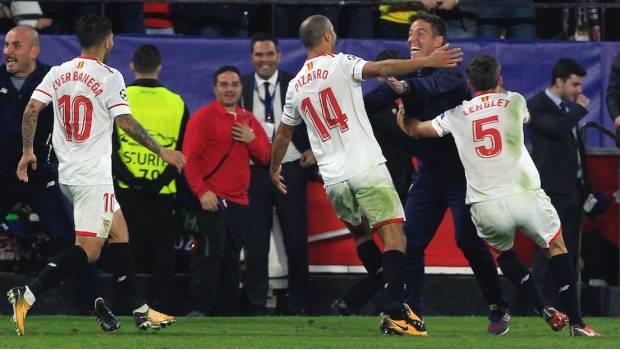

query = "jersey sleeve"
[31,68,55,105]
[104,71,132,118]
[431,111,452,137]
[340,54,368,82]
[281,83,302,126]
[519,94,531,124]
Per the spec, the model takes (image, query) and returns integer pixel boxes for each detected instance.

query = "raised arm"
[396,104,440,139]
[115,114,186,172]
[16,98,47,182]
[362,44,462,80]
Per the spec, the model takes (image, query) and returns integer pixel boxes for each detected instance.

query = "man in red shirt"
[183,65,271,315]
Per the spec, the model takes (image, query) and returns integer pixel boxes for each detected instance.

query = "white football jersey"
[431,91,541,203]
[31,56,131,185]
[281,53,385,185]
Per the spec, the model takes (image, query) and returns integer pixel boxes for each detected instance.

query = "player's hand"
[160,148,186,173]
[299,149,317,168]
[200,191,220,212]
[385,77,408,95]
[16,151,37,183]
[577,94,590,107]
[420,0,438,10]
[439,0,459,10]
[426,44,463,68]
[614,116,620,127]
[270,165,287,194]
[232,123,255,143]
[396,104,407,132]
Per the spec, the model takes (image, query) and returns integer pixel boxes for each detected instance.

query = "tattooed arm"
[115,114,186,172]
[17,99,47,182]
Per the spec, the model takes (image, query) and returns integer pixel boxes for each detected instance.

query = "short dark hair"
[466,54,501,91]
[550,58,587,86]
[299,15,332,49]
[213,65,241,86]
[409,12,447,40]
[132,44,161,74]
[251,32,279,52]
[76,15,112,49]
[375,49,405,61]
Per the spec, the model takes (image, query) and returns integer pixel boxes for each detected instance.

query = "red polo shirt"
[183,100,271,205]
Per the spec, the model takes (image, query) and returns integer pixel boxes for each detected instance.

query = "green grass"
[0,315,617,348]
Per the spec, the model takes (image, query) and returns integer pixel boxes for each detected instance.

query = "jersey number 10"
[59,95,93,143]
[302,87,349,142]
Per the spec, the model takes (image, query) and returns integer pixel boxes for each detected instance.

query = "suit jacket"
[527,91,588,194]
[241,70,311,155]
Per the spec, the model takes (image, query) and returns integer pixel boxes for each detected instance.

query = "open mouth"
[410,46,421,55]
[5,57,16,64]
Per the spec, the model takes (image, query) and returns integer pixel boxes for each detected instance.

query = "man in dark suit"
[527,58,589,305]
[241,33,314,315]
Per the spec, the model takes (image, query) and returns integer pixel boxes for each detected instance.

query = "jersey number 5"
[301,87,349,142]
[473,115,502,158]
[59,95,93,143]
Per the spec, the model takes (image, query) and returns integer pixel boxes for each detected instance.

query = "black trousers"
[189,201,246,315]
[0,171,99,308]
[532,181,584,306]
[115,188,176,313]
[244,162,309,313]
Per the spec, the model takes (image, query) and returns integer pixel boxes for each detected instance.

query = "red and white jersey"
[31,56,131,185]
[431,91,541,203]
[281,53,385,185]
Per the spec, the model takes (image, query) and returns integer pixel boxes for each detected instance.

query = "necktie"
[561,102,583,178]
[263,82,274,123]
[559,102,568,113]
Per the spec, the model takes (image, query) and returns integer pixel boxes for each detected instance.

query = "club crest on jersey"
[481,96,489,102]
[307,62,313,71]
[76,61,84,69]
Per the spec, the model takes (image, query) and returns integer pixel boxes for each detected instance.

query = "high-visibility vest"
[117,84,184,194]
[379,4,420,25]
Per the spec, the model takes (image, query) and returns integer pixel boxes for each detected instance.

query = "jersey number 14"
[302,87,349,142]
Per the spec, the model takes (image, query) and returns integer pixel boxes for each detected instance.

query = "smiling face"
[214,71,242,109]
[3,27,39,77]
[251,40,281,80]
[407,19,444,59]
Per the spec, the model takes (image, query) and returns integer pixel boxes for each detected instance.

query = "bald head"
[299,15,333,49]
[4,25,40,77]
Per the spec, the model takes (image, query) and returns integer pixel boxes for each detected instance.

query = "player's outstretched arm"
[270,122,296,194]
[116,114,186,172]
[362,44,462,80]
[396,104,439,139]
[17,98,47,182]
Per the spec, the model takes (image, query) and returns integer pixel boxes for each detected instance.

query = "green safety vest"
[117,85,184,194]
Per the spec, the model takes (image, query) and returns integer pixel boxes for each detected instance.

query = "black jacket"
[0,61,56,179]
[241,70,311,155]
[606,53,620,122]
[364,66,470,180]
[527,91,587,194]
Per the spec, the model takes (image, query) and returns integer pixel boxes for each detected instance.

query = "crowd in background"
[1,1,620,41]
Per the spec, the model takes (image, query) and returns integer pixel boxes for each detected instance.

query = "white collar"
[255,70,279,87]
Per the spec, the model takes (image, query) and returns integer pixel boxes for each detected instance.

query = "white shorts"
[60,183,119,239]
[324,164,404,229]
[470,189,561,252]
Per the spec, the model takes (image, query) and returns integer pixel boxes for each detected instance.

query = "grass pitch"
[0,315,617,348]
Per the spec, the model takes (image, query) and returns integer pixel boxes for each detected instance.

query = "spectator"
[477,0,536,39]
[364,12,509,335]
[183,66,270,316]
[241,33,314,315]
[377,0,436,39]
[527,58,589,306]
[606,52,620,130]
[144,2,174,35]
[436,0,479,39]
[112,44,189,313]
[7,2,53,31]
